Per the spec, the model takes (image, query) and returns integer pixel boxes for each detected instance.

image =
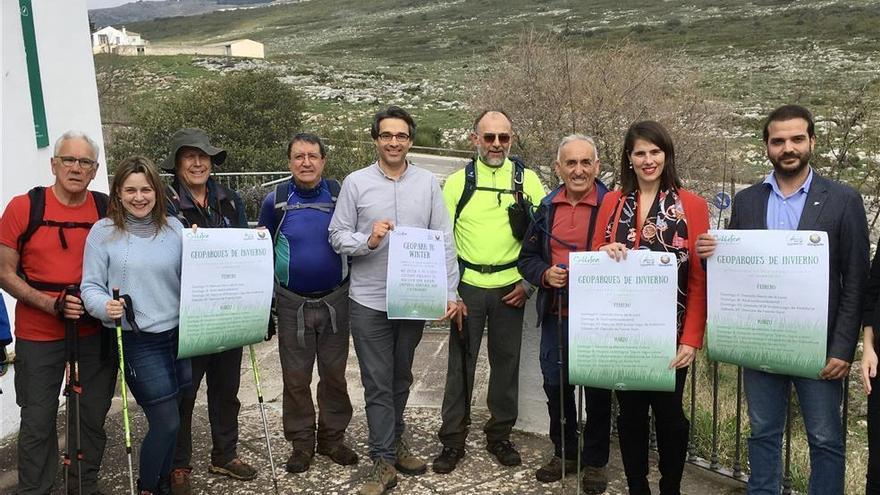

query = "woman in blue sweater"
[81,155,190,495]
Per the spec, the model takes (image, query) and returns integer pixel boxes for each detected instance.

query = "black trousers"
[14,333,117,495]
[173,347,243,468]
[540,313,612,465]
[616,367,689,495]
[868,373,880,494]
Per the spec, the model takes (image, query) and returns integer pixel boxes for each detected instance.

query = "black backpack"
[16,186,109,290]
[271,179,341,240]
[453,157,533,240]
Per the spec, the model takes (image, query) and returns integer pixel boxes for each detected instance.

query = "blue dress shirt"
[763,168,814,230]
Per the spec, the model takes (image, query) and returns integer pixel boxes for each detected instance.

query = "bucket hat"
[161,128,227,173]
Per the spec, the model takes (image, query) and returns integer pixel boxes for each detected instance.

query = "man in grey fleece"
[329,106,462,495]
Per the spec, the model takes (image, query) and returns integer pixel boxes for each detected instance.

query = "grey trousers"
[349,300,424,462]
[276,282,353,452]
[14,332,117,495]
[439,282,524,448]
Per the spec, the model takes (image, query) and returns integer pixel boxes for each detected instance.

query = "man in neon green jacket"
[433,110,545,473]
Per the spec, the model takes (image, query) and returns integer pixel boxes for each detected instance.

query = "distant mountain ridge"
[89,0,274,28]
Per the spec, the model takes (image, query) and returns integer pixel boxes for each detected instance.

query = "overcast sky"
[87,0,159,9]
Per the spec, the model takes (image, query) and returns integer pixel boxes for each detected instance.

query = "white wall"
[0,0,108,440]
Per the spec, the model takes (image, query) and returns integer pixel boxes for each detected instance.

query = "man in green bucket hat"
[162,128,257,495]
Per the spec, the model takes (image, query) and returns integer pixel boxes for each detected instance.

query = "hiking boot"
[358,458,397,495]
[208,458,258,481]
[534,456,577,483]
[156,475,171,495]
[582,465,609,494]
[394,437,427,475]
[432,446,465,474]
[317,443,359,466]
[169,468,192,495]
[285,448,314,473]
[486,440,522,466]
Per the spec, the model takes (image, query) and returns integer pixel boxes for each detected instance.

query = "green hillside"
[122,0,880,125]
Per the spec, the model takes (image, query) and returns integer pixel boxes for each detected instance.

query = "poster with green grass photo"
[568,250,678,392]
[178,228,274,358]
[706,230,828,378]
[386,226,447,320]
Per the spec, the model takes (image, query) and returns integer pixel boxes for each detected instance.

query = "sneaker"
[431,446,465,474]
[582,465,609,494]
[208,458,258,481]
[317,443,359,466]
[394,437,427,475]
[285,448,314,473]
[535,456,578,483]
[486,440,522,466]
[169,468,192,495]
[358,458,397,495]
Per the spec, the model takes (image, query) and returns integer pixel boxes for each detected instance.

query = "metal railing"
[681,358,852,493]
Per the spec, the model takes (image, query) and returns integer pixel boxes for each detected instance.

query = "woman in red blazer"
[591,120,709,495]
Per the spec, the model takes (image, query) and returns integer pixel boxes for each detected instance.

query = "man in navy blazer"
[697,104,869,495]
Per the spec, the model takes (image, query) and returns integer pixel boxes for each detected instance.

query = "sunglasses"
[481,133,512,145]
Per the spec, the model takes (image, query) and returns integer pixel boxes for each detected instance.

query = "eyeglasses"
[56,156,98,170]
[377,132,411,143]
[481,133,512,145]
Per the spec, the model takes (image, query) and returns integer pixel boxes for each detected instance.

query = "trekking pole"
[62,292,73,495]
[248,344,279,495]
[576,385,584,494]
[69,286,84,495]
[113,288,136,495]
[556,264,568,493]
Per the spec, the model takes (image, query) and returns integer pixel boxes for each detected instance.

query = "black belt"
[458,258,518,274]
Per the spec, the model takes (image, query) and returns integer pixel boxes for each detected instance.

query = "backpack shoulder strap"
[165,184,188,226]
[326,179,341,202]
[454,161,477,224]
[17,186,47,254]
[273,182,289,240]
[91,190,110,218]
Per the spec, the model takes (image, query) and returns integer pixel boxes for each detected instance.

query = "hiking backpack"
[271,179,341,240]
[16,186,109,290]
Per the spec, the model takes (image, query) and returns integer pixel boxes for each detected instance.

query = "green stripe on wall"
[19,0,49,148]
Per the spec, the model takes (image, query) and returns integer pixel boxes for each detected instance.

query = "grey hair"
[556,133,598,162]
[53,130,101,160]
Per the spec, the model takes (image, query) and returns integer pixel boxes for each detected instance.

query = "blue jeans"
[122,328,191,406]
[121,328,192,490]
[743,368,844,495]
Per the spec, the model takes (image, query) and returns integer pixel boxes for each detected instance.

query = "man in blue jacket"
[258,133,357,475]
[518,134,612,494]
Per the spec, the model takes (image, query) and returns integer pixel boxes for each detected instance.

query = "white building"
[91,25,146,54]
[2,0,108,440]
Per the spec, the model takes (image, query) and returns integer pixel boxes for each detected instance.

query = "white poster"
[385,226,447,320]
[568,250,678,391]
[178,228,273,358]
[706,230,828,378]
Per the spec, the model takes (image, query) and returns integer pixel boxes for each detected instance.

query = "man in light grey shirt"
[329,106,461,495]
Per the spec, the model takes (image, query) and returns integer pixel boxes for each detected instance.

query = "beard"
[478,147,507,167]
[770,149,811,178]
